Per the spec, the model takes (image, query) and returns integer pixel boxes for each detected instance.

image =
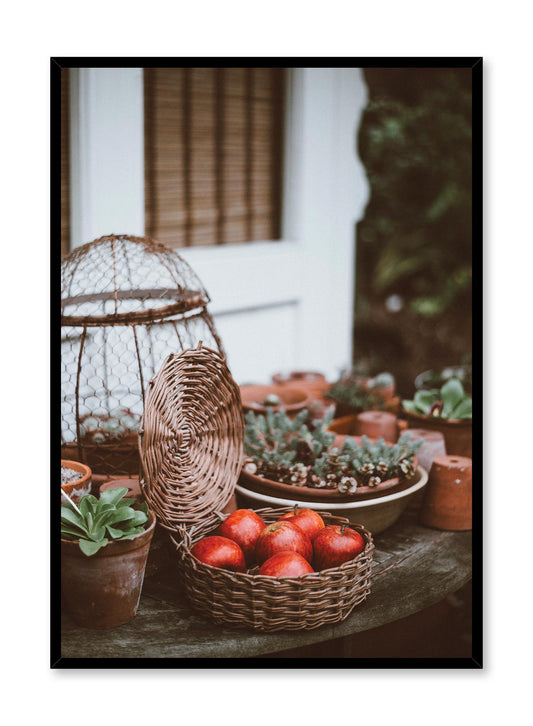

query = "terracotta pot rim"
[61,510,156,557]
[272,370,327,384]
[239,468,404,503]
[401,408,473,426]
[240,384,310,413]
[236,466,428,510]
[61,459,92,492]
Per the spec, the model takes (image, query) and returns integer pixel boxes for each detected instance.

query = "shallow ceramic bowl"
[235,466,428,534]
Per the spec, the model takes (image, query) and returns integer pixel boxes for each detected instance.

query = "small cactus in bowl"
[244,409,422,494]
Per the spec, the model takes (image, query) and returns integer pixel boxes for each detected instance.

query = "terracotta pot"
[239,384,310,416]
[403,428,447,473]
[61,511,156,628]
[402,409,472,457]
[239,466,409,504]
[61,459,92,503]
[271,371,331,400]
[99,477,142,499]
[328,411,401,442]
[420,455,472,531]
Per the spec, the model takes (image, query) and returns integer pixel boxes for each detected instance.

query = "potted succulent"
[240,409,422,502]
[61,487,156,628]
[237,409,425,533]
[401,377,472,457]
[326,370,399,420]
[414,363,472,395]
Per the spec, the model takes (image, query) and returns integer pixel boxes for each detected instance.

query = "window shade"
[61,68,71,256]
[144,67,285,247]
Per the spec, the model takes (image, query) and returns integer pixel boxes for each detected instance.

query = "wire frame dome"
[139,344,244,535]
[61,234,225,476]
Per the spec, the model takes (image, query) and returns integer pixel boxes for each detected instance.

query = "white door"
[68,66,370,384]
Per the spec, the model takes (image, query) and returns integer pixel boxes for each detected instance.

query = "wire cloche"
[61,234,225,476]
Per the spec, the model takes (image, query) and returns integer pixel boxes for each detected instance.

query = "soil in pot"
[61,511,156,628]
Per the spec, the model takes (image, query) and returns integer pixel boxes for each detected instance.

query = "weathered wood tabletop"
[60,495,472,660]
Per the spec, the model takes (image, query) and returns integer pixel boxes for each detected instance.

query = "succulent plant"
[326,370,394,413]
[402,377,472,420]
[244,409,422,494]
[79,408,140,444]
[61,487,149,556]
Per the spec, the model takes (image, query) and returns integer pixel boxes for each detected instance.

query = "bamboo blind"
[144,67,285,248]
[61,68,70,257]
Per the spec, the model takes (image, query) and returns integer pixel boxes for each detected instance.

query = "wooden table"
[59,494,472,661]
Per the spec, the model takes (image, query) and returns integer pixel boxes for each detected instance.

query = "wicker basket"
[139,344,374,631]
[175,507,373,631]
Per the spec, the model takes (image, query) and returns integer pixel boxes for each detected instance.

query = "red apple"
[312,524,365,570]
[191,536,246,572]
[255,521,313,565]
[278,506,325,541]
[217,509,266,564]
[258,551,315,577]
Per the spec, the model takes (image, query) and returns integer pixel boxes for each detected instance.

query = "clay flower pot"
[239,459,411,505]
[420,455,472,531]
[99,477,142,500]
[403,428,447,473]
[328,410,402,442]
[61,459,92,503]
[61,511,156,628]
[271,371,331,400]
[402,408,472,458]
[239,384,310,416]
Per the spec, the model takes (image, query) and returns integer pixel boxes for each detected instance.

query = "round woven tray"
[174,506,374,632]
[139,344,244,535]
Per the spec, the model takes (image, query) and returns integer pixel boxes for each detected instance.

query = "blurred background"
[61,65,472,395]
[355,67,472,396]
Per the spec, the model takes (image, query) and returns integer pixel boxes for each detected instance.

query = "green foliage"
[326,371,392,413]
[244,409,422,492]
[61,488,149,556]
[357,68,472,317]
[402,377,472,420]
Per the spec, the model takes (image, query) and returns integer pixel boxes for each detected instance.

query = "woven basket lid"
[139,344,244,532]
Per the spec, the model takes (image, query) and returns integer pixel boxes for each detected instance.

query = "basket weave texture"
[139,346,374,632]
[139,345,244,535]
[175,506,374,632]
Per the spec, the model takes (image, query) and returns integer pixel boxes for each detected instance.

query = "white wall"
[67,67,369,384]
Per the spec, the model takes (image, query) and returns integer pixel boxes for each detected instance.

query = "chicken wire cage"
[61,234,225,476]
